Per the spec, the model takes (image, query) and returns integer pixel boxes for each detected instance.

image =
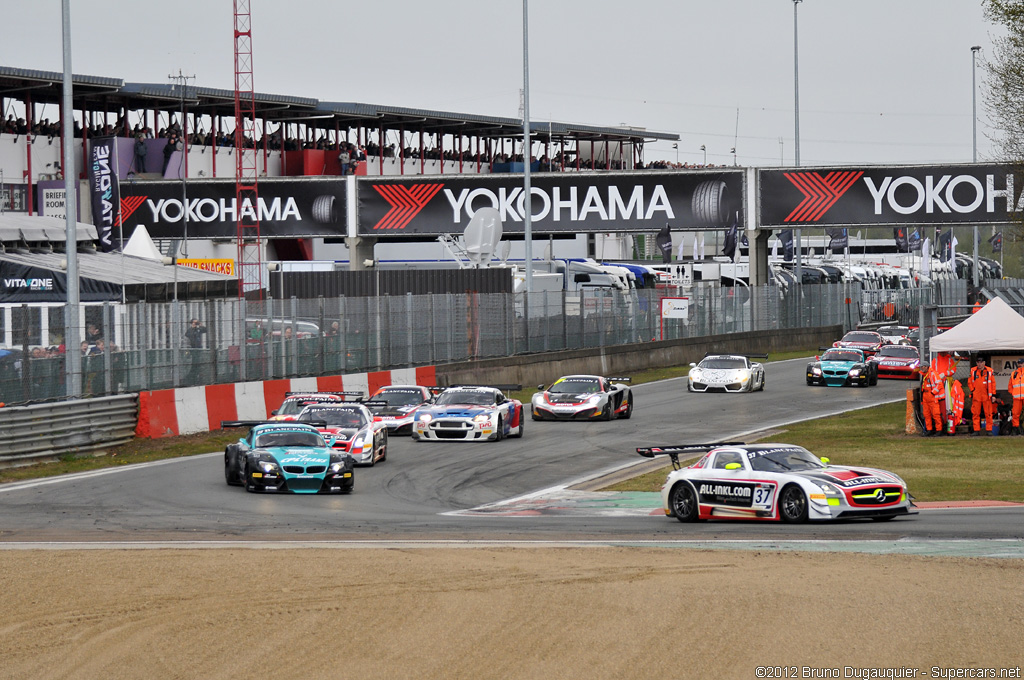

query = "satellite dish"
[463,207,502,267]
[498,240,511,264]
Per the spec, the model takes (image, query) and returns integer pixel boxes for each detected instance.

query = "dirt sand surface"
[1,548,1022,680]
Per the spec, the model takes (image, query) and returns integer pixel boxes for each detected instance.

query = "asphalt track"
[2,358,1022,555]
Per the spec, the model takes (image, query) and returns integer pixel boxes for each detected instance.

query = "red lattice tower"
[233,0,262,298]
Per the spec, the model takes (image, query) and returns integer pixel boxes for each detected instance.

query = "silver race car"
[531,375,633,421]
[686,354,767,393]
[637,442,916,523]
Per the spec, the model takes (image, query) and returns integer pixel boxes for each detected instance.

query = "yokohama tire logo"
[783,171,864,222]
[372,184,444,230]
[118,195,148,226]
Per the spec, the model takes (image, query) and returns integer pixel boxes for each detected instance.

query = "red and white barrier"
[136,365,436,439]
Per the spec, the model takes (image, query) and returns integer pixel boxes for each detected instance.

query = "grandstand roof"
[0,65,678,144]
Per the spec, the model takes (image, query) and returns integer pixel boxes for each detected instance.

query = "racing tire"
[225,450,242,486]
[510,414,524,438]
[806,379,813,386]
[621,395,633,419]
[311,195,338,224]
[686,381,694,393]
[870,371,878,386]
[691,179,729,227]
[244,462,256,493]
[759,374,766,391]
[493,418,504,442]
[600,403,613,421]
[778,485,809,523]
[669,482,700,522]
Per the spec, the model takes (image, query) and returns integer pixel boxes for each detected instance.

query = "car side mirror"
[689,362,696,368]
[538,384,545,390]
[814,356,819,361]
[821,457,830,465]
[271,409,278,415]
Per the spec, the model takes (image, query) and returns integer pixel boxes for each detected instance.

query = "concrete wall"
[434,325,842,388]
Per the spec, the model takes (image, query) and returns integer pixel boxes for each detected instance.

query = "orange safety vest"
[949,379,965,425]
[969,365,996,398]
[932,352,959,379]
[923,370,945,399]
[1010,367,1024,400]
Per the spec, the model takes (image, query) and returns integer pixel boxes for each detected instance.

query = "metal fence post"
[406,293,413,366]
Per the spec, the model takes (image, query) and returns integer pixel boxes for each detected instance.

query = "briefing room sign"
[759,164,1023,228]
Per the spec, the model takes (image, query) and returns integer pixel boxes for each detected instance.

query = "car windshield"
[373,390,425,407]
[842,332,879,343]
[748,447,823,472]
[701,358,746,369]
[300,409,366,428]
[434,390,495,406]
[548,378,601,394]
[254,431,324,448]
[823,351,861,362]
[877,346,918,358]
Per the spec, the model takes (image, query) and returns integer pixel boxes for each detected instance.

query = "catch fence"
[0,281,964,405]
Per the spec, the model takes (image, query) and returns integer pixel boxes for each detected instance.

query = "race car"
[269,391,361,421]
[531,375,633,421]
[637,442,916,523]
[686,353,767,393]
[297,403,388,466]
[412,385,525,442]
[364,385,436,435]
[832,330,886,357]
[868,344,921,380]
[876,325,912,345]
[806,348,877,387]
[222,421,355,494]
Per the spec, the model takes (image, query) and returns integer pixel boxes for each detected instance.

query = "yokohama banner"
[117,178,347,239]
[357,172,745,236]
[88,136,120,252]
[759,164,1023,227]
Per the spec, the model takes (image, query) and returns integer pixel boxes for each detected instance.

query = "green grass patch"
[604,402,1024,503]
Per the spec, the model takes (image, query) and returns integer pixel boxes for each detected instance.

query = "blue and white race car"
[222,421,355,494]
[806,348,878,387]
[412,385,525,442]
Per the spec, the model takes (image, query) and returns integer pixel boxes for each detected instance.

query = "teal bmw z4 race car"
[806,348,878,387]
[222,421,355,494]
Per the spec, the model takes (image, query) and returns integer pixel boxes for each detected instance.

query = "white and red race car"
[531,375,633,421]
[364,385,436,435]
[638,442,916,523]
[269,391,361,421]
[868,344,921,380]
[832,330,886,358]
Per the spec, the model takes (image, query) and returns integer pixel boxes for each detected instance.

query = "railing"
[0,281,977,405]
[0,394,138,467]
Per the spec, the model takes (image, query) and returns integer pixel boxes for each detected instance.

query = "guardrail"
[0,394,138,468]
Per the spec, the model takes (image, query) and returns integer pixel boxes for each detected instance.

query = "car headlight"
[811,367,822,375]
[739,373,749,382]
[329,461,348,473]
[258,460,279,473]
[849,369,861,376]
[689,370,701,380]
[418,413,432,423]
[587,395,602,406]
[350,435,365,450]
[473,414,492,423]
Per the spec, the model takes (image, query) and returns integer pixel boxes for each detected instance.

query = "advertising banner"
[117,178,347,239]
[0,261,120,303]
[357,171,745,236]
[88,136,120,252]
[759,164,1022,228]
[177,258,235,276]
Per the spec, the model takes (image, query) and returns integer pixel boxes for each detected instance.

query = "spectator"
[184,319,207,384]
[85,323,102,344]
[133,133,148,174]
[338,144,351,176]
[163,132,181,174]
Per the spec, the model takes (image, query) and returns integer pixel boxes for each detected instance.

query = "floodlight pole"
[61,0,81,397]
[971,45,981,289]
[522,0,533,295]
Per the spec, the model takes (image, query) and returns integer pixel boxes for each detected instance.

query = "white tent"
[929,297,1024,352]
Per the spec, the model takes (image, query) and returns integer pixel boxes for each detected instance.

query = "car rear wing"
[606,376,631,382]
[221,419,327,429]
[450,384,523,392]
[636,442,745,470]
[284,391,363,399]
[744,354,769,360]
[360,400,388,408]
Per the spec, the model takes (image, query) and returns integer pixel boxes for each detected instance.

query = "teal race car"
[806,348,878,387]
[222,421,356,494]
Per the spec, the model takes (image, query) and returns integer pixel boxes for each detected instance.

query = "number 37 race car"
[637,442,916,523]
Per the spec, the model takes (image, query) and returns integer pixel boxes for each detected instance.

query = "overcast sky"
[2,0,1004,168]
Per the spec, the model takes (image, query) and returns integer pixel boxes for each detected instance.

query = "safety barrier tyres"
[0,394,138,468]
